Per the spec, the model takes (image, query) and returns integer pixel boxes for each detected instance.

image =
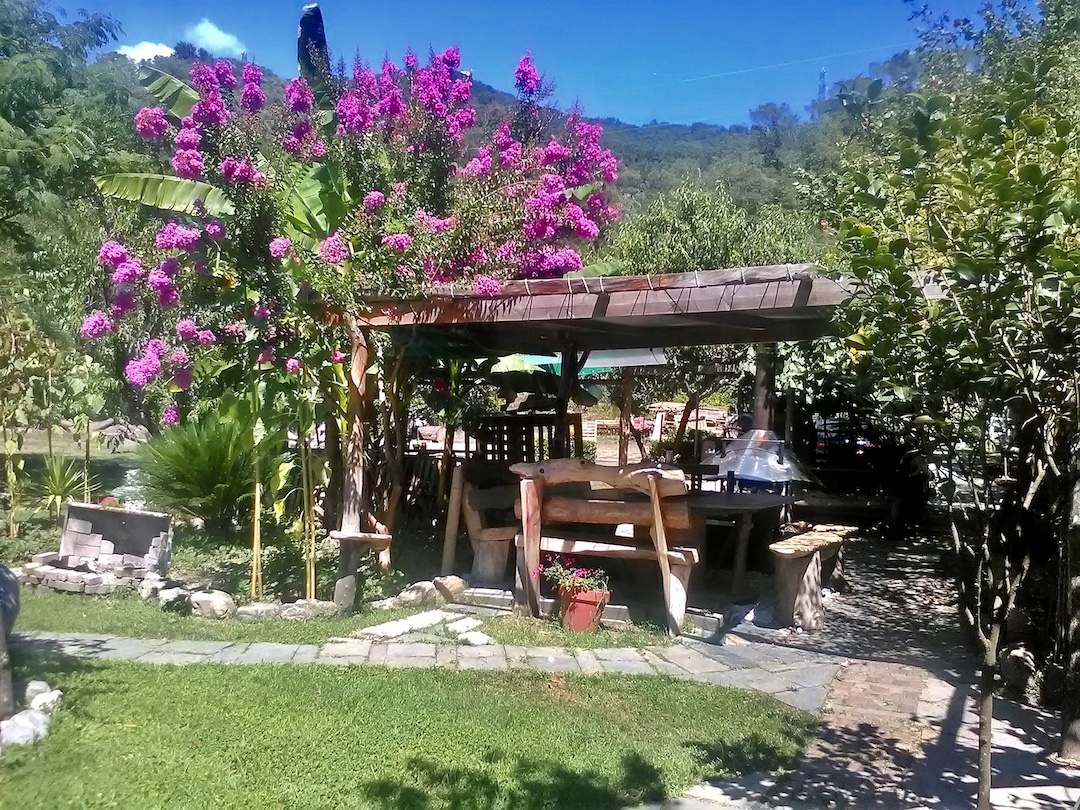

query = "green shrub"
[29,455,97,522]
[139,412,256,535]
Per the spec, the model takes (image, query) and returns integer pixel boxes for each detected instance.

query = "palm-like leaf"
[95,173,235,217]
[139,66,199,120]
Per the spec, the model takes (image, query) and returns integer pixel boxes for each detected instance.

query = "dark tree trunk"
[673,392,699,454]
[333,318,369,613]
[1059,479,1080,764]
[0,628,12,721]
[977,632,999,810]
[322,401,342,531]
[752,344,776,432]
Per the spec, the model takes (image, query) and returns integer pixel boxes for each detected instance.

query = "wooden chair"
[461,482,519,584]
[510,458,699,635]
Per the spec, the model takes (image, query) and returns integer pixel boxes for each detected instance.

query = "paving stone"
[457,644,506,659]
[783,663,841,689]
[446,617,482,634]
[316,655,370,666]
[642,650,693,678]
[592,647,648,662]
[386,643,437,659]
[231,643,299,664]
[773,686,829,713]
[435,646,458,669]
[574,649,603,674]
[457,631,494,646]
[526,652,580,673]
[367,644,389,665]
[359,609,462,639]
[137,651,212,665]
[600,657,656,675]
[504,645,531,668]
[699,667,799,694]
[157,640,234,655]
[207,643,251,663]
[458,653,508,671]
[320,640,372,659]
[291,645,319,663]
[652,645,730,674]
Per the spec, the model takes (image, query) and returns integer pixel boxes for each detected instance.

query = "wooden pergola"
[362,264,848,354]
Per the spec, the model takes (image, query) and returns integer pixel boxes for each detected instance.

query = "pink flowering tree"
[89,5,619,607]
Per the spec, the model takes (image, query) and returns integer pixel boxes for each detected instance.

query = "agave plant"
[30,455,98,523]
[139,411,258,536]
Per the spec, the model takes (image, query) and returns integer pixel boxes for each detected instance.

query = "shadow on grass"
[360,750,667,809]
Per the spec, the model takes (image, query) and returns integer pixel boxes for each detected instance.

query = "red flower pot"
[559,588,610,632]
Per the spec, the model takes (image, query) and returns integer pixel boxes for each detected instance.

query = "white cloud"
[118,42,174,62]
[185,19,246,58]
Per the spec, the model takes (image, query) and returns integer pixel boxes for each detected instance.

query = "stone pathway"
[7,630,840,714]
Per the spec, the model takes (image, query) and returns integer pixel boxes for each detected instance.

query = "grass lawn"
[483,613,672,649]
[0,652,815,809]
[14,588,415,644]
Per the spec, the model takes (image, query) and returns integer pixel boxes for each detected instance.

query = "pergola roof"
[362,264,848,355]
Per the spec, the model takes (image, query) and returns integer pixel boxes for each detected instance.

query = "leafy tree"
[823,3,1080,798]
[172,41,197,59]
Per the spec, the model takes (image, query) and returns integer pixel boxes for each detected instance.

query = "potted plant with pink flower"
[539,556,610,632]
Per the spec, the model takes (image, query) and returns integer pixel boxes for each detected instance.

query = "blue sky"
[91,0,986,126]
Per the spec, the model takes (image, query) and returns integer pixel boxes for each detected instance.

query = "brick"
[99,540,114,554]
[31,553,58,564]
[53,579,85,593]
[66,518,94,534]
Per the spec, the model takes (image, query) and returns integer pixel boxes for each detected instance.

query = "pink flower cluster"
[162,404,180,425]
[474,275,501,296]
[80,310,114,340]
[155,223,202,252]
[269,237,292,258]
[363,190,385,211]
[318,231,349,264]
[414,210,455,234]
[285,78,314,113]
[219,156,256,184]
[134,107,169,139]
[242,63,265,113]
[383,233,413,252]
[515,52,542,95]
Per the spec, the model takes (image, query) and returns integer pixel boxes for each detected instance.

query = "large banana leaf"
[95,173,235,217]
[285,164,347,237]
[139,66,198,120]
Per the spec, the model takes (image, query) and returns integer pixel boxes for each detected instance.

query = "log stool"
[769,530,846,632]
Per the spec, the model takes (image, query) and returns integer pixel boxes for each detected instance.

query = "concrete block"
[31,553,58,565]
[81,574,103,587]
[98,540,114,555]
[66,518,94,534]
[53,579,85,593]
[122,555,143,566]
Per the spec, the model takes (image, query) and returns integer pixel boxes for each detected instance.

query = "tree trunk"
[673,392,699,453]
[618,368,634,466]
[322,392,342,531]
[752,344,776,432]
[333,318,370,613]
[1059,478,1080,764]
[0,627,12,721]
[977,635,998,810]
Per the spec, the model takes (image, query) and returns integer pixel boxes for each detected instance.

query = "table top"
[675,491,793,514]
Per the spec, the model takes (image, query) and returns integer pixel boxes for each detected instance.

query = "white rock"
[446,617,482,635]
[397,581,437,608]
[457,631,493,646]
[366,597,401,611]
[137,575,164,602]
[280,599,339,620]
[0,709,50,747]
[359,609,460,638]
[29,690,63,715]
[17,680,52,706]
[432,575,468,602]
[190,590,237,620]
[237,602,281,623]
[157,587,191,613]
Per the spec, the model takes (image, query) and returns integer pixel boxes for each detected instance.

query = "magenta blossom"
[175,319,198,340]
[330,350,346,364]
[111,289,137,320]
[97,241,129,267]
[285,78,315,113]
[110,259,142,285]
[363,190,385,211]
[257,346,276,364]
[414,210,455,233]
[214,61,237,89]
[156,222,202,251]
[173,366,193,390]
[145,338,168,358]
[189,63,219,95]
[318,231,349,264]
[124,355,160,388]
[192,95,229,128]
[254,304,270,318]
[80,311,113,340]
[170,349,189,366]
[134,107,169,138]
[474,275,501,297]
[175,127,201,148]
[269,237,292,258]
[515,51,542,95]
[285,357,302,373]
[383,233,413,252]
[162,405,180,425]
[171,149,204,180]
[197,329,217,345]
[205,221,225,241]
[241,82,265,113]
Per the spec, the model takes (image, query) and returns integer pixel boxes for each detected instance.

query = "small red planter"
[559,588,610,632]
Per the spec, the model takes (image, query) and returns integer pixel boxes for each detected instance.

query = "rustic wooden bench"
[769,525,857,631]
[510,458,699,635]
[461,482,519,584]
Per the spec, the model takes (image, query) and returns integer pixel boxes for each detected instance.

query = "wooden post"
[752,344,776,431]
[647,475,679,635]
[618,368,634,466]
[732,513,754,602]
[440,462,464,575]
[518,477,543,615]
[334,318,370,613]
